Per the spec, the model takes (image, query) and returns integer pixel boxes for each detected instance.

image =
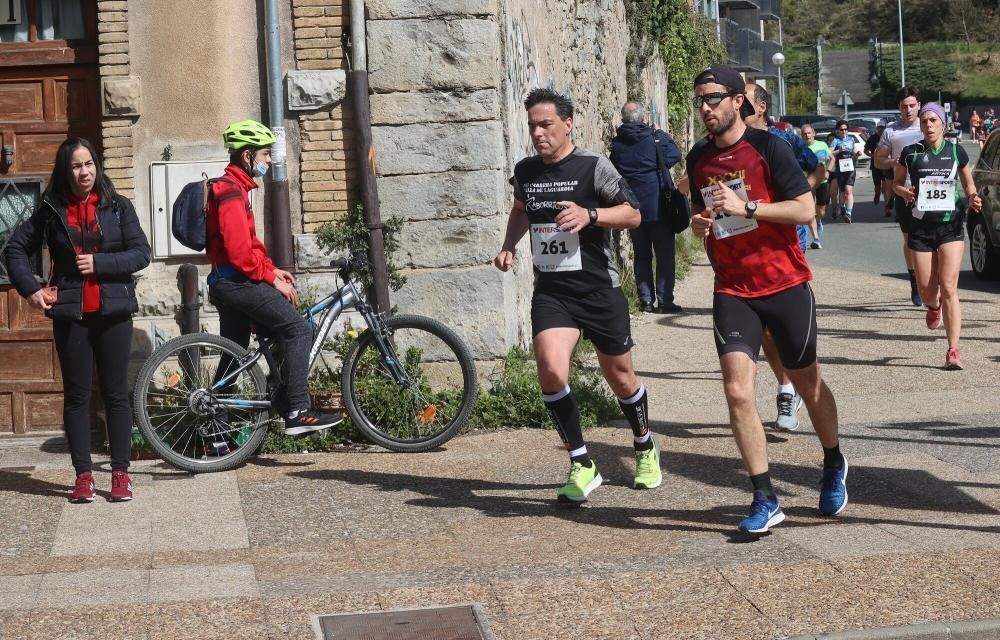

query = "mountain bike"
[132,255,477,473]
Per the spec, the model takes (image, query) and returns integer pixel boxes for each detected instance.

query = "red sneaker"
[110,470,133,502]
[71,471,95,503]
[945,347,963,371]
[925,305,943,330]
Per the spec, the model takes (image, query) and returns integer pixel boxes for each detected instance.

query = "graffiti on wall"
[504,6,542,171]
[503,5,576,173]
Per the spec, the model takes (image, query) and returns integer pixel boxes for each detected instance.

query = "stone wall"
[367,0,668,358]
[366,0,513,359]
[291,0,357,232]
[97,1,136,199]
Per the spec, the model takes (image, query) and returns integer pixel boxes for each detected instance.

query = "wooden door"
[0,0,99,436]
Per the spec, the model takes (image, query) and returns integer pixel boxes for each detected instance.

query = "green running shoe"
[633,438,662,489]
[557,461,603,503]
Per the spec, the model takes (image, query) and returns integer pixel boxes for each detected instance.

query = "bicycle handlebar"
[329,251,369,275]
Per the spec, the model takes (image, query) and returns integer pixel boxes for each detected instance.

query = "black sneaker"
[283,410,344,436]
[655,302,683,314]
[639,302,654,313]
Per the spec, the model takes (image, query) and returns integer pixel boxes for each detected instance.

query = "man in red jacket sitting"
[208,119,340,435]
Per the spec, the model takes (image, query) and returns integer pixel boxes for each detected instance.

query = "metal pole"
[898,0,906,86]
[264,0,294,269]
[777,66,784,119]
[816,37,823,114]
[349,0,391,313]
[778,18,785,118]
[177,264,200,335]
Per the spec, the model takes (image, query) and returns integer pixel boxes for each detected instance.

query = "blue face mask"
[252,162,269,178]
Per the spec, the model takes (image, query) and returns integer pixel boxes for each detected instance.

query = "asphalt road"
[807,141,1000,297]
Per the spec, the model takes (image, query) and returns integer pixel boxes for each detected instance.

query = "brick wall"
[96,1,135,199]
[292,0,357,232]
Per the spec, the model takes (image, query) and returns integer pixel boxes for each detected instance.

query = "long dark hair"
[43,137,117,207]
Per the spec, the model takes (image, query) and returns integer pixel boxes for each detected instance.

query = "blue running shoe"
[819,455,849,516]
[738,490,785,533]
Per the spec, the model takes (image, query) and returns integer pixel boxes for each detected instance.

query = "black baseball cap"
[694,64,755,119]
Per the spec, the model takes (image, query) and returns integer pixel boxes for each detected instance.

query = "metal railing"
[759,40,782,78]
[758,0,781,20]
[0,178,45,284]
[736,28,763,72]
[718,18,740,66]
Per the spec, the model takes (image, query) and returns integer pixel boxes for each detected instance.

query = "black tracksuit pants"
[53,314,133,474]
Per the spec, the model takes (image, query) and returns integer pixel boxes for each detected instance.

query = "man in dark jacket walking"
[609,103,683,313]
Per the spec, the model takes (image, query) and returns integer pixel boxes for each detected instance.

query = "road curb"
[787,618,1000,639]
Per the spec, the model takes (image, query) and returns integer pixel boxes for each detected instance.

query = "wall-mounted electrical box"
[149,160,254,258]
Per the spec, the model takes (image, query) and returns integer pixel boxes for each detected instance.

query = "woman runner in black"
[892,103,983,370]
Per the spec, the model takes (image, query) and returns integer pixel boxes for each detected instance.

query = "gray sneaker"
[774,392,803,432]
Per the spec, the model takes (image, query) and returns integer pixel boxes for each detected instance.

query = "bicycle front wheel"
[133,333,271,473]
[342,314,477,452]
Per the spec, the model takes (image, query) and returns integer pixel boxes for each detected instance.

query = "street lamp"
[771,51,786,119]
[897,0,905,86]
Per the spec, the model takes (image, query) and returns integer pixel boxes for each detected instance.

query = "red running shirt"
[65,191,101,313]
[686,127,812,298]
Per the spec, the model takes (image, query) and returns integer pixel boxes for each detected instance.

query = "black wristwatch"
[587,207,599,227]
[744,201,758,219]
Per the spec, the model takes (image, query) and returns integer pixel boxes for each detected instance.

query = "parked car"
[823,131,871,169]
[848,117,879,137]
[782,114,835,129]
[969,130,1000,279]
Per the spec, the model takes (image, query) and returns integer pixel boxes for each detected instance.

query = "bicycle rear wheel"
[342,314,477,452]
[133,333,270,473]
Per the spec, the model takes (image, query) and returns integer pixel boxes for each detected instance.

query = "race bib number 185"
[530,223,582,272]
[915,177,955,214]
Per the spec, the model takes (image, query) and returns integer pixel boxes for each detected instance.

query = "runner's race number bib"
[530,223,582,272]
[838,157,854,173]
[700,179,759,240]
[914,177,956,218]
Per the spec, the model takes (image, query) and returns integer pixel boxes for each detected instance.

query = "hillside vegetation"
[777,0,1000,109]
[782,0,1000,50]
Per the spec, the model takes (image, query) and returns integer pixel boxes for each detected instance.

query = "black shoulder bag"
[653,138,690,234]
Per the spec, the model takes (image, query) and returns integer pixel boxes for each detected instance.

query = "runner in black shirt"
[892,103,983,370]
[495,88,658,504]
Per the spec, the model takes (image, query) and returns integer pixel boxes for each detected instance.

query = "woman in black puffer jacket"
[3,137,150,503]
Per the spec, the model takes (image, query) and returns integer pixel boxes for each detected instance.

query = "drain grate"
[314,604,495,640]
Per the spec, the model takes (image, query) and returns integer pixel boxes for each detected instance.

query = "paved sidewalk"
[1,258,999,639]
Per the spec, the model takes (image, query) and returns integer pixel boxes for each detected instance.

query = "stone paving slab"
[0,258,997,639]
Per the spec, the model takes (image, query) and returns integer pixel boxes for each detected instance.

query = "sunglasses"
[837,128,848,131]
[693,92,735,108]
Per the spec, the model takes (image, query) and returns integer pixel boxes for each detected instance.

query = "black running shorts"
[908,214,965,252]
[532,288,634,356]
[895,196,914,233]
[712,282,818,370]
[834,170,856,190]
[814,182,830,207]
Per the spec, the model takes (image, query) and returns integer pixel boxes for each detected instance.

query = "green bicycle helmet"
[223,119,277,151]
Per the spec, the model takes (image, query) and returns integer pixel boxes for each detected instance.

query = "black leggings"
[53,314,134,474]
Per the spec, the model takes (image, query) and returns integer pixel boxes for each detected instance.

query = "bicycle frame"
[207,276,410,410]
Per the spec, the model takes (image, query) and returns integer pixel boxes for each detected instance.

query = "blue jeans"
[209,279,312,415]
[629,219,676,306]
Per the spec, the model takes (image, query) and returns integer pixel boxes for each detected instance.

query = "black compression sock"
[750,472,775,498]
[543,386,586,458]
[823,445,844,469]
[618,384,653,451]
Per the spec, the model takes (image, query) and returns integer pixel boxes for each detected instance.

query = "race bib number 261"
[530,223,582,272]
